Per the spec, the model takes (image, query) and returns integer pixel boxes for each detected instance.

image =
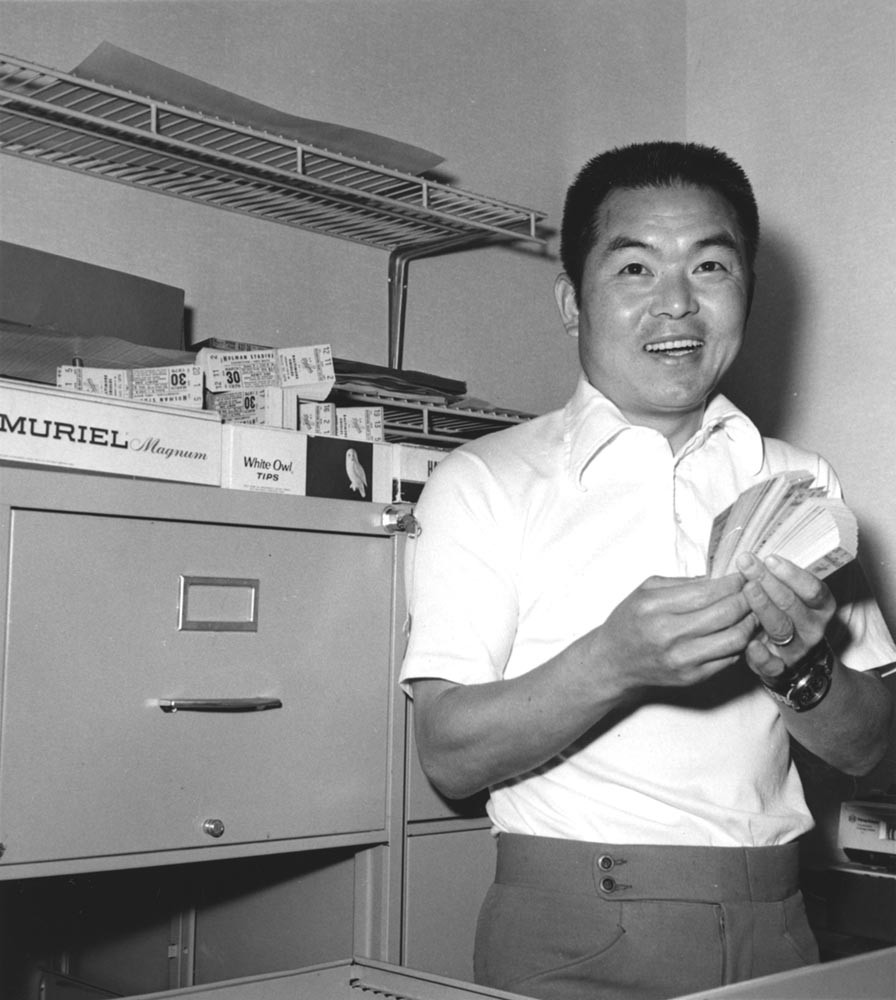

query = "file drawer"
[0,505,392,866]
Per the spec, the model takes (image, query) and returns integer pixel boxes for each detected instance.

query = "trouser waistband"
[495,833,800,903]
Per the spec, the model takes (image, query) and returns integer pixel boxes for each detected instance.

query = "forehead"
[596,184,744,250]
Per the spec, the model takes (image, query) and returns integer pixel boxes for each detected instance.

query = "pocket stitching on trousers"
[780,894,819,965]
[503,922,627,992]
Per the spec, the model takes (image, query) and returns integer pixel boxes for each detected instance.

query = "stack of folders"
[707,470,858,580]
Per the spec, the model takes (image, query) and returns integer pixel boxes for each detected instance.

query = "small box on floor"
[839,800,896,867]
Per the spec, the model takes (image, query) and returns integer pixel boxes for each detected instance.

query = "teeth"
[645,340,702,353]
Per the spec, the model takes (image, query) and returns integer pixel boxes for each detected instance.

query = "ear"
[554,273,580,338]
[746,273,755,320]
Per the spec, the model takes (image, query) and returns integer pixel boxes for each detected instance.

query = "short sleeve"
[399,449,520,695]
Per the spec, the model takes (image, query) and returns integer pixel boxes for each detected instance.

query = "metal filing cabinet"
[0,465,409,994]
[0,467,395,868]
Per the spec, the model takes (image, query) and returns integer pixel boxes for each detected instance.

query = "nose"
[649,270,697,319]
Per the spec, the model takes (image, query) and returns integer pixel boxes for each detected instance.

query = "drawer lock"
[381,506,420,536]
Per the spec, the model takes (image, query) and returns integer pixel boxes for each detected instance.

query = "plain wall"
[686,0,896,631]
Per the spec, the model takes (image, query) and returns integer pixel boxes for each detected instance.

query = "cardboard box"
[221,424,307,495]
[391,443,449,502]
[839,800,896,865]
[220,423,391,502]
[0,377,221,485]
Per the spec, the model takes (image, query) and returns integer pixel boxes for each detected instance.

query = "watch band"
[762,638,834,712]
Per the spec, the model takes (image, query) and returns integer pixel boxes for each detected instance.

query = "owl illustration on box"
[345,448,367,498]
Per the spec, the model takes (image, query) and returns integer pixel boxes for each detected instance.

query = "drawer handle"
[159,698,283,713]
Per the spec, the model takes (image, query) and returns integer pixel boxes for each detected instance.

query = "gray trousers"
[474,833,819,1000]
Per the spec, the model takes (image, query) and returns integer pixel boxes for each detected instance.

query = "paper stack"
[707,470,858,580]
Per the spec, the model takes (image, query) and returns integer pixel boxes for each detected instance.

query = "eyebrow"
[694,232,741,254]
[600,231,741,260]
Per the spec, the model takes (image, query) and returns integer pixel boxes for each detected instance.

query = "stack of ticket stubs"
[197,343,335,400]
[198,343,386,443]
[57,362,203,409]
[707,470,858,579]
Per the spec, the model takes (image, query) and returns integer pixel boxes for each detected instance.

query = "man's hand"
[412,572,755,798]
[592,572,755,694]
[733,551,891,774]
[735,553,835,685]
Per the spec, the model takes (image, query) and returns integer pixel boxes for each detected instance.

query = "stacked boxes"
[198,344,335,401]
[0,378,447,502]
[205,387,285,426]
[198,342,385,444]
[57,363,204,410]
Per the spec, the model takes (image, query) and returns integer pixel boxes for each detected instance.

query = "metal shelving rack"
[0,52,547,367]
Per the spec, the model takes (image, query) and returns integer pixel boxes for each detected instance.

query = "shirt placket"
[673,442,712,577]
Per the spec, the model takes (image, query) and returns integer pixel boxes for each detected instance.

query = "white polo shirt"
[400,376,896,846]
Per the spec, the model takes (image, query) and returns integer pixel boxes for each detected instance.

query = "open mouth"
[644,339,703,357]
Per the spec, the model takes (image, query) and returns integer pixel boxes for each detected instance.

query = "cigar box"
[0,377,221,485]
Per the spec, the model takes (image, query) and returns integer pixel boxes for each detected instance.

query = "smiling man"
[400,142,895,1000]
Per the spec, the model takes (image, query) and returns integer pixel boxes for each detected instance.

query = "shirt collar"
[563,374,765,488]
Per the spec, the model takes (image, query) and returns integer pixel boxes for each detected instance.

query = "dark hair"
[559,141,759,301]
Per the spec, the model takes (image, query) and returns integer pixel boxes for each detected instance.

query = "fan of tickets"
[707,470,858,580]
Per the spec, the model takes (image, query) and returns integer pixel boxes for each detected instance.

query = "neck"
[622,407,706,455]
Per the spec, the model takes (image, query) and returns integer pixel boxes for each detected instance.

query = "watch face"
[763,641,833,711]
[790,660,833,710]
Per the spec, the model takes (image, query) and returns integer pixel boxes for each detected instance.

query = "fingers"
[735,553,833,657]
[617,575,755,686]
[744,635,789,685]
[737,553,829,608]
[643,573,749,629]
[737,563,795,644]
[640,572,746,606]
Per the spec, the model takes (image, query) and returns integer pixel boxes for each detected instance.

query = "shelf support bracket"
[387,235,502,370]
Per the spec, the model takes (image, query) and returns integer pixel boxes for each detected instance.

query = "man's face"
[556,184,752,449]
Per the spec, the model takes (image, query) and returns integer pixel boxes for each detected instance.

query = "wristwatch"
[762,639,835,712]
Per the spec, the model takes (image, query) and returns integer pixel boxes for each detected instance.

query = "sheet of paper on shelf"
[0,321,198,386]
[72,42,443,175]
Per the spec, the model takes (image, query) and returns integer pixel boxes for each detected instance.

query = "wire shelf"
[0,53,546,252]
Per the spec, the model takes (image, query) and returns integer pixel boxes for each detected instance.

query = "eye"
[619,262,650,276]
[694,260,727,273]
